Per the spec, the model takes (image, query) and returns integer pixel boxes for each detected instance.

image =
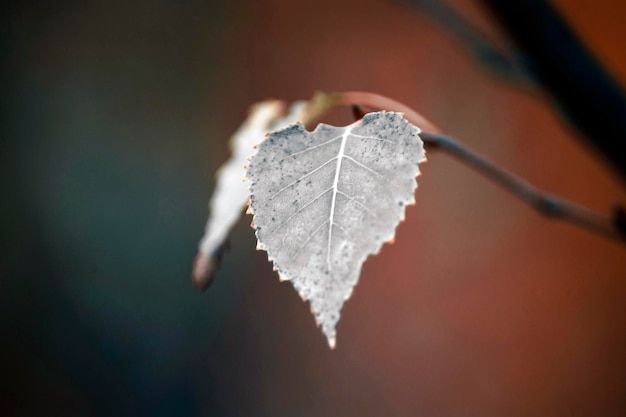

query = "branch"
[479,0,626,183]
[337,92,625,245]
[400,0,532,87]
[420,132,624,243]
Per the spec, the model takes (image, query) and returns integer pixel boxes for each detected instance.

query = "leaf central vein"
[327,128,351,270]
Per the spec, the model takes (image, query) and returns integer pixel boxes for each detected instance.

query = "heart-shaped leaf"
[246,112,426,347]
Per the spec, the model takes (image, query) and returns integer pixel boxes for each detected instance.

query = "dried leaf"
[246,112,426,347]
[193,100,307,290]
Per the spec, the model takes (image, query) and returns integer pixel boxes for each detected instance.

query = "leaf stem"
[335,91,442,134]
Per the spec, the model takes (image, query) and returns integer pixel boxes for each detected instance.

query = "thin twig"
[341,92,624,244]
[420,132,623,243]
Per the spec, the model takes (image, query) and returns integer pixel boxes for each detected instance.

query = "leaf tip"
[191,252,215,291]
[328,337,336,350]
[191,241,231,292]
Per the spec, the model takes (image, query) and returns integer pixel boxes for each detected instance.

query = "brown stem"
[420,132,624,243]
[336,91,442,133]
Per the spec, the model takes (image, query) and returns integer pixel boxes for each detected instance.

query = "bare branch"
[343,92,625,245]
[420,132,624,243]
[479,0,626,183]
[400,0,532,87]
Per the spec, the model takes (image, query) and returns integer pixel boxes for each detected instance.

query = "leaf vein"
[342,155,384,178]
[271,134,343,166]
[291,219,331,260]
[350,133,396,144]
[269,186,333,235]
[336,189,377,217]
[270,157,337,200]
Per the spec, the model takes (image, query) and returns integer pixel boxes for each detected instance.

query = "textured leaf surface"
[246,112,426,347]
[193,100,307,290]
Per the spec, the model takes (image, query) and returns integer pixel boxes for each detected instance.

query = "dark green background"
[2,1,257,415]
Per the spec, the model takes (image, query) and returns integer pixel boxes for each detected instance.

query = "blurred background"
[2,0,626,416]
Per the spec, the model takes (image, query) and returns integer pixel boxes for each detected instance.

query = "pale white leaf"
[246,112,426,347]
[193,100,308,290]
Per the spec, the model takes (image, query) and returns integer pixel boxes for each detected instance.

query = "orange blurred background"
[2,0,625,416]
